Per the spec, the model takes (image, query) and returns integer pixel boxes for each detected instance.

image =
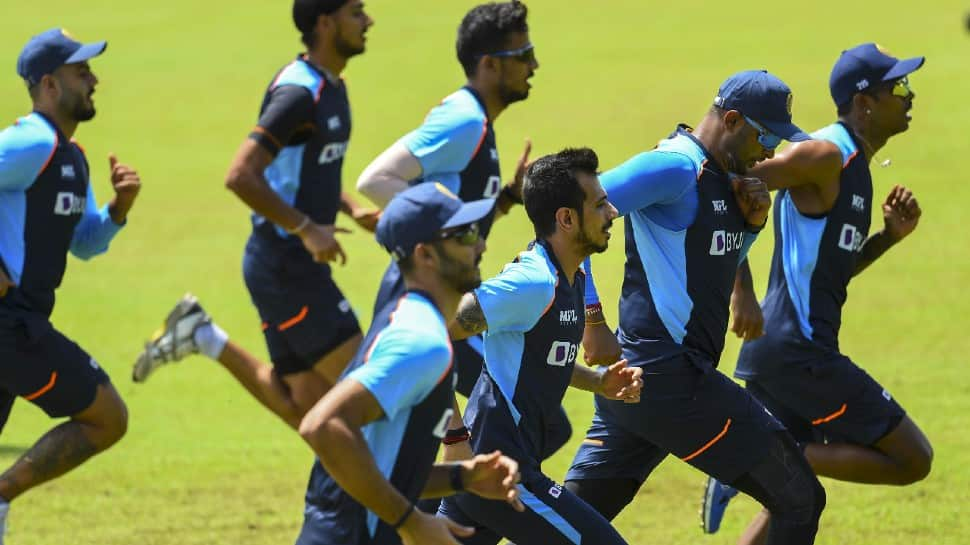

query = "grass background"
[1,1,969,543]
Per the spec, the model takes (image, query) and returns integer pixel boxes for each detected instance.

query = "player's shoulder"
[653,133,708,176]
[0,113,58,170]
[808,123,858,167]
[425,88,488,128]
[503,245,559,297]
[270,58,324,102]
[387,293,450,350]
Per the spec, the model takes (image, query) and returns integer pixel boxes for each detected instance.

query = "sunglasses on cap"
[743,115,782,150]
[478,43,536,64]
[438,222,481,246]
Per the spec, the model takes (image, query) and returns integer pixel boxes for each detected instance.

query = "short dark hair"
[293,0,348,48]
[455,1,529,77]
[523,147,598,238]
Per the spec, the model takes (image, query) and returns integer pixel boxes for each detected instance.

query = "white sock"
[194,322,228,360]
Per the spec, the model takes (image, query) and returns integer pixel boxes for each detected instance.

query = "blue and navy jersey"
[464,240,585,468]
[736,122,872,378]
[246,55,351,268]
[608,126,757,364]
[400,86,501,236]
[304,290,455,542]
[0,112,123,316]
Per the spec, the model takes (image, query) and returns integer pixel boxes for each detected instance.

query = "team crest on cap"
[786,93,793,116]
[433,182,459,200]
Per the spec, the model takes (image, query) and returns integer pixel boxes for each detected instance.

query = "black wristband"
[391,502,415,529]
[449,464,465,492]
[499,184,523,205]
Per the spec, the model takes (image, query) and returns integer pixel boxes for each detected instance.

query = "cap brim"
[441,198,496,230]
[65,41,107,64]
[761,120,812,143]
[883,56,924,81]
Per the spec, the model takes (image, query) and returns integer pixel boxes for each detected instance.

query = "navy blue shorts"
[243,251,361,376]
[295,504,400,545]
[745,353,906,447]
[0,312,110,421]
[566,353,785,485]
[439,468,627,545]
[374,261,484,398]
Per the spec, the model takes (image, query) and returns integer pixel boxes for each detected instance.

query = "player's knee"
[90,392,128,450]
[564,478,638,521]
[896,447,933,484]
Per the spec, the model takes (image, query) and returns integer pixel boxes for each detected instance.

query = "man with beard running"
[295,182,523,545]
[0,28,141,538]
[132,0,380,430]
[436,148,640,545]
[566,71,827,545]
[703,44,933,544]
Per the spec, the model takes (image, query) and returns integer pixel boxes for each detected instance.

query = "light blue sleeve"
[401,101,485,177]
[0,121,56,192]
[475,255,556,333]
[348,329,452,421]
[70,184,124,260]
[601,151,697,217]
[581,257,599,306]
[739,230,759,263]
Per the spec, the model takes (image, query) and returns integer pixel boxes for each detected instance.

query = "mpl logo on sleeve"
[709,230,744,256]
[851,194,866,212]
[53,192,85,216]
[61,164,76,180]
[838,224,864,252]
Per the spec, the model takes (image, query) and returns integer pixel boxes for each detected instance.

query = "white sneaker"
[132,294,211,383]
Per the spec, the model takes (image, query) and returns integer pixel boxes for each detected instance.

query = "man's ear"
[555,207,575,232]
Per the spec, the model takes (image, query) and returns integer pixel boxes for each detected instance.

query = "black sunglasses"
[438,222,481,246]
[477,43,535,64]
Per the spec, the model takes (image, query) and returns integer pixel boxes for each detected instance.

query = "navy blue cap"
[376,183,494,261]
[829,43,924,107]
[714,70,810,142]
[17,28,106,85]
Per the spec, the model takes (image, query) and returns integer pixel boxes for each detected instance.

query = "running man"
[296,182,523,545]
[0,28,139,537]
[566,71,826,545]
[436,148,640,545]
[132,0,380,429]
[704,44,933,543]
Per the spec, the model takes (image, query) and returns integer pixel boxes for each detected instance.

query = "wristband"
[499,184,523,205]
[585,302,603,317]
[443,426,471,445]
[288,215,311,234]
[585,319,606,326]
[449,464,465,492]
[391,502,415,529]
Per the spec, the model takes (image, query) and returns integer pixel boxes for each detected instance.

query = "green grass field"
[2,1,969,543]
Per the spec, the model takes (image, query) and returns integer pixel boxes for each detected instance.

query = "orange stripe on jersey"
[24,372,58,401]
[812,403,847,426]
[278,306,309,331]
[470,122,488,159]
[682,418,732,462]
[38,133,60,175]
[843,151,858,169]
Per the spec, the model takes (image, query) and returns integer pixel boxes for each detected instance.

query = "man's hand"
[731,177,771,229]
[461,451,524,512]
[0,267,14,298]
[398,510,474,545]
[298,222,351,265]
[107,153,141,224]
[730,286,764,340]
[350,208,381,233]
[598,360,643,403]
[582,321,621,366]
[883,185,921,242]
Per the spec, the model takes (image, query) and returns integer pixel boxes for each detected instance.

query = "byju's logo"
[838,224,864,252]
[709,230,744,256]
[483,175,501,198]
[546,341,577,367]
[851,194,865,212]
[318,141,348,164]
[54,192,85,216]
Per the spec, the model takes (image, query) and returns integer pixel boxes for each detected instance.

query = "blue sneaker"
[701,476,738,534]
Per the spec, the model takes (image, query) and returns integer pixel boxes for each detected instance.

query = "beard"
[498,80,530,105]
[576,215,610,255]
[334,30,365,58]
[437,248,482,294]
[66,93,96,122]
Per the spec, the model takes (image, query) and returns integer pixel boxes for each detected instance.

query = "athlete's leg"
[805,416,932,484]
[0,382,127,501]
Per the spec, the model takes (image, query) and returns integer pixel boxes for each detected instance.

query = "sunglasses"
[891,76,914,99]
[438,222,481,246]
[743,115,782,150]
[478,43,536,64]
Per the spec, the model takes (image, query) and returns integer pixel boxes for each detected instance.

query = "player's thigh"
[295,506,368,545]
[311,331,362,386]
[746,379,816,445]
[627,358,786,484]
[453,471,628,545]
[0,320,113,420]
[566,399,666,485]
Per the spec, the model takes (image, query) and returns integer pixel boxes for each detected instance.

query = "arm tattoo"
[455,293,488,335]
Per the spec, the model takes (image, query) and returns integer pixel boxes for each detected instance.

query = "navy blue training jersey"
[736,122,873,377]
[0,112,123,316]
[604,126,758,364]
[464,240,585,467]
[303,290,456,543]
[247,55,351,266]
